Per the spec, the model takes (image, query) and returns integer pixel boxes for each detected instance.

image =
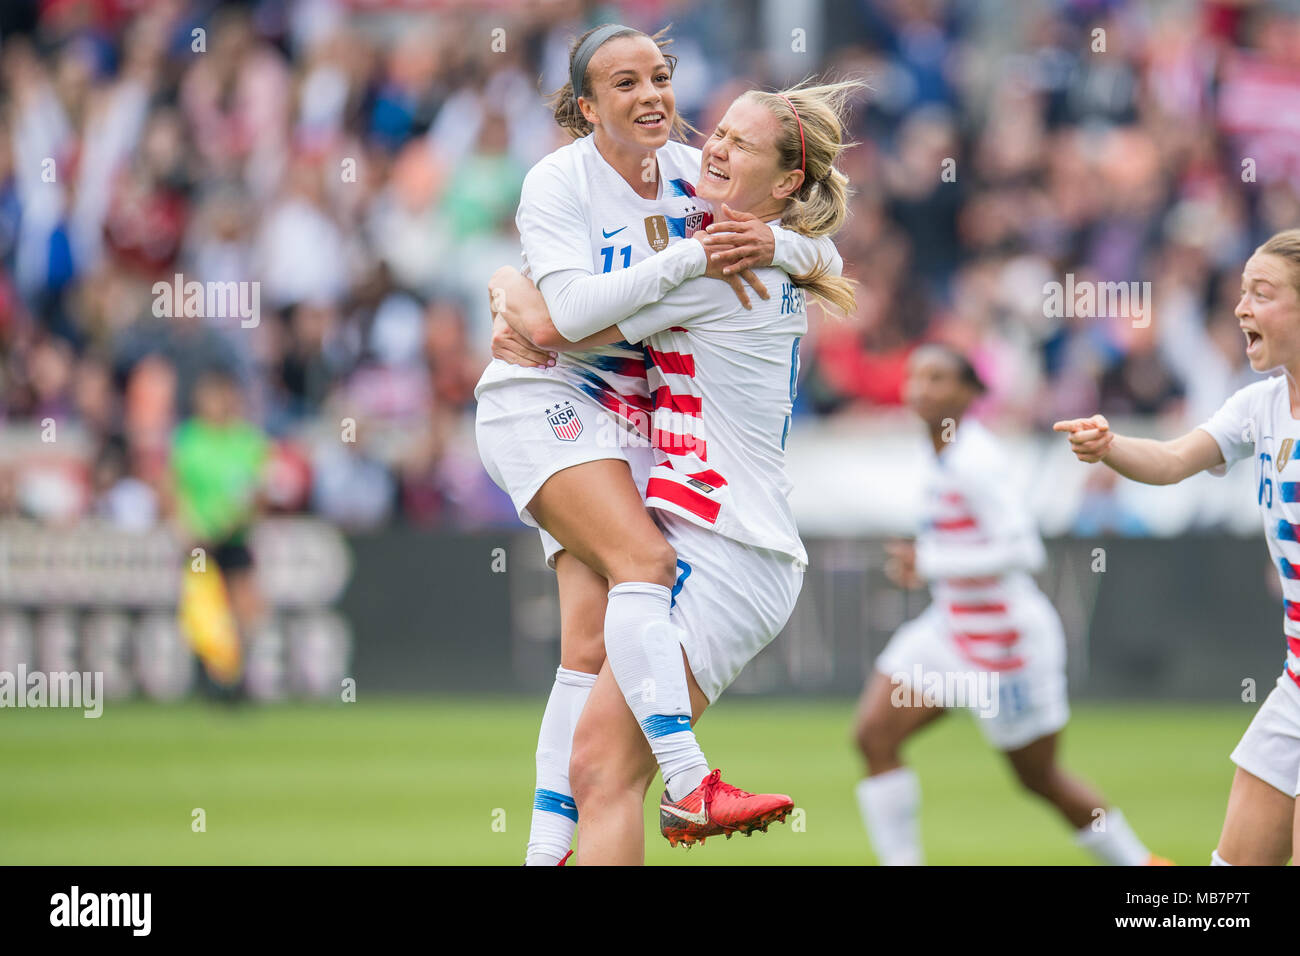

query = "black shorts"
[211,537,254,573]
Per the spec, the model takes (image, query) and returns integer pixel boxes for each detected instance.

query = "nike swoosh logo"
[663,800,710,826]
[602,226,627,238]
[677,717,691,725]
[561,802,577,811]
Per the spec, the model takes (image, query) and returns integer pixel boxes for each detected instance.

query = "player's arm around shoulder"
[615,274,721,345]
[1051,413,1225,485]
[668,265,790,338]
[770,224,843,279]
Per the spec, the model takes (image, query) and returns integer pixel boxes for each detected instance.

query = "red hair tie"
[777,93,805,174]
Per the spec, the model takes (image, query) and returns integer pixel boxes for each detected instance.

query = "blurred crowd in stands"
[1,0,1297,533]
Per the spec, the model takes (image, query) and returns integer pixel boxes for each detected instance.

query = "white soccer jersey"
[616,259,808,566]
[1199,374,1300,696]
[473,134,840,435]
[912,419,1049,671]
[475,136,713,427]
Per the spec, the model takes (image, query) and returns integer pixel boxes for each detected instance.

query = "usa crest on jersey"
[547,401,583,441]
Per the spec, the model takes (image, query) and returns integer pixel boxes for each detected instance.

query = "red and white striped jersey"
[1200,374,1300,697]
[914,419,1048,671]
[616,260,808,566]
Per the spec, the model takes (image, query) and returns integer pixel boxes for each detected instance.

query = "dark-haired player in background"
[851,345,1167,865]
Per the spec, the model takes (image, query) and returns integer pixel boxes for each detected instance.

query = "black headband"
[571,24,634,98]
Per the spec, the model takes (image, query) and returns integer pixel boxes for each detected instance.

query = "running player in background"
[474,24,842,865]
[170,366,269,697]
[495,79,862,863]
[855,345,1165,865]
[1055,229,1300,866]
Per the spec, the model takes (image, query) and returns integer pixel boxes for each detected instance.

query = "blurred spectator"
[93,433,158,532]
[0,0,1295,535]
[1072,466,1151,537]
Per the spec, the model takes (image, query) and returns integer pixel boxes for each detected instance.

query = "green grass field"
[0,697,1249,865]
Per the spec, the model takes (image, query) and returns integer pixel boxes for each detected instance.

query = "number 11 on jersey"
[600,245,632,273]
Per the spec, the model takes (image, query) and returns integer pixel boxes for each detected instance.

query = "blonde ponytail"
[743,78,868,315]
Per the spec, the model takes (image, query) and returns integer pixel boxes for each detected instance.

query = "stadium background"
[2,0,1298,864]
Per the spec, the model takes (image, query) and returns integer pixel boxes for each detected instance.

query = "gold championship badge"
[644,214,670,252]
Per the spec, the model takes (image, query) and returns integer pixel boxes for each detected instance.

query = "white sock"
[524,666,595,866]
[1210,849,1233,866]
[604,582,709,801]
[1074,808,1150,865]
[856,768,923,865]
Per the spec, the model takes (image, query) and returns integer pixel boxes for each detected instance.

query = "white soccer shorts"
[657,511,805,704]
[475,379,655,569]
[1230,674,1300,798]
[874,590,1071,751]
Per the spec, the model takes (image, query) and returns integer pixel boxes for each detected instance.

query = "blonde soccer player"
[1055,229,1300,866]
[474,24,842,864]
[494,79,863,863]
[852,345,1166,866]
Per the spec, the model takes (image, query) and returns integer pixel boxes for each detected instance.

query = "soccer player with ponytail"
[493,78,864,862]
[474,25,844,864]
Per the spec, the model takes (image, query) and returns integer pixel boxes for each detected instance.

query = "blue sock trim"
[640,713,693,739]
[533,788,578,822]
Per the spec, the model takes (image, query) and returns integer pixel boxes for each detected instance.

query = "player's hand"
[695,226,768,310]
[884,539,921,589]
[711,266,767,310]
[700,203,776,277]
[1052,414,1114,463]
[490,312,553,368]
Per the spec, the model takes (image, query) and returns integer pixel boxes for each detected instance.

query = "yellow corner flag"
[179,563,243,686]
